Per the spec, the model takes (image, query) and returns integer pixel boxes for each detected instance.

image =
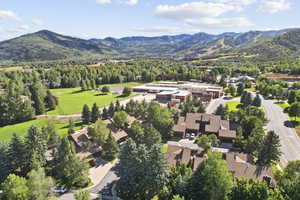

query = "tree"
[45,90,58,110]
[42,120,60,146]
[82,104,91,124]
[30,80,46,115]
[91,103,100,123]
[101,107,109,119]
[236,83,245,96]
[166,164,192,199]
[215,104,228,120]
[26,125,48,172]
[1,174,29,200]
[288,90,297,105]
[102,132,119,161]
[53,138,90,189]
[128,120,145,143]
[189,152,233,200]
[113,111,129,129]
[122,87,132,97]
[230,179,284,200]
[74,190,91,200]
[252,94,262,107]
[257,131,282,166]
[101,86,110,93]
[116,139,167,200]
[277,161,300,200]
[27,168,54,200]
[172,195,185,200]
[88,119,110,146]
[0,142,10,183]
[108,102,115,118]
[228,84,236,97]
[288,102,300,122]
[143,125,162,147]
[8,133,28,175]
[244,92,253,107]
[147,102,174,140]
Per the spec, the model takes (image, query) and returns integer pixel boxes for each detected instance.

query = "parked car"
[186,133,190,138]
[52,186,67,194]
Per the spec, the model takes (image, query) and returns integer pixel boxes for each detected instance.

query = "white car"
[190,133,196,139]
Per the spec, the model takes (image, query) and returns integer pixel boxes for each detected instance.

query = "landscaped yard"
[48,87,136,115]
[0,118,84,141]
[226,101,241,112]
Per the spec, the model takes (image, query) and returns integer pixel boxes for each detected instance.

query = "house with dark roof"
[172,113,236,144]
[164,143,275,185]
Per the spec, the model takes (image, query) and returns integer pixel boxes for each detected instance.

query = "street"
[260,96,300,166]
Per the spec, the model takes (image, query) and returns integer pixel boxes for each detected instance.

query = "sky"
[0,0,299,41]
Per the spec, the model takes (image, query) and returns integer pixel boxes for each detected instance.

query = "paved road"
[89,170,119,194]
[206,96,239,114]
[260,96,300,166]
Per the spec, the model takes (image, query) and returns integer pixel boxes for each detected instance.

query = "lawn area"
[278,103,290,110]
[48,88,136,115]
[0,118,84,142]
[226,101,241,112]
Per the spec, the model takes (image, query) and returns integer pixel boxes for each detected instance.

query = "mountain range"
[0,28,300,63]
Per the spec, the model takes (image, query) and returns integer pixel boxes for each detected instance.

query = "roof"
[225,152,275,184]
[157,90,179,95]
[112,130,128,142]
[174,90,192,97]
[69,129,90,148]
[218,130,237,139]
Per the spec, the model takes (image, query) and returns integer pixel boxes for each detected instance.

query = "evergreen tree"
[252,94,262,107]
[101,107,109,119]
[122,87,132,97]
[1,174,29,200]
[288,90,296,105]
[91,103,100,123]
[8,133,28,175]
[53,138,90,189]
[81,104,91,125]
[143,125,162,147]
[288,102,300,121]
[189,152,233,200]
[27,168,54,200]
[236,83,245,96]
[45,90,57,110]
[26,125,48,172]
[101,86,110,93]
[108,102,115,118]
[102,132,119,161]
[30,80,46,115]
[0,142,11,183]
[244,92,253,107]
[257,131,282,166]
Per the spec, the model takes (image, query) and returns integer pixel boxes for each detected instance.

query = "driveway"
[260,96,300,166]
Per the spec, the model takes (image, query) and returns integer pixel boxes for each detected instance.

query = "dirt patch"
[295,126,300,138]
[264,73,300,82]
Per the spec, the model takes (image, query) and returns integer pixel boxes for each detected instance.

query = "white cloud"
[126,0,138,5]
[257,0,291,14]
[155,2,252,29]
[185,17,253,28]
[32,18,44,26]
[96,0,112,4]
[132,26,199,34]
[215,0,256,6]
[0,10,21,21]
[96,0,138,5]
[156,2,241,20]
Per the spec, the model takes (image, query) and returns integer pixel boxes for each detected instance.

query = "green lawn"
[226,101,241,112]
[278,103,290,110]
[0,118,85,142]
[48,88,136,115]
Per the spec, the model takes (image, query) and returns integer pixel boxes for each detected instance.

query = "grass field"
[0,118,84,142]
[226,101,240,112]
[278,103,290,110]
[48,87,136,115]
[0,82,145,141]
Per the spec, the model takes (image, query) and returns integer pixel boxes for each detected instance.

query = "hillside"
[0,30,118,62]
[234,29,300,60]
[0,28,298,62]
